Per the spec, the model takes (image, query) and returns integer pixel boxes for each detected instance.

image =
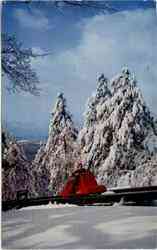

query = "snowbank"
[2,205,157,249]
[21,203,78,210]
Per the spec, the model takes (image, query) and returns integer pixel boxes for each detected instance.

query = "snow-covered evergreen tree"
[2,140,36,201]
[33,93,79,196]
[79,74,111,170]
[79,68,157,187]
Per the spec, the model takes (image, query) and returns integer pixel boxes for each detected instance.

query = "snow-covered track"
[2,186,157,211]
[109,185,157,193]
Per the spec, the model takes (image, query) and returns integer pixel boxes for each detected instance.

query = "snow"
[108,186,131,191]
[21,203,78,210]
[2,205,157,249]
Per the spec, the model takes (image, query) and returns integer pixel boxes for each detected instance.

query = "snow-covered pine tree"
[79,68,157,187]
[78,74,111,173]
[2,138,36,201]
[33,93,79,196]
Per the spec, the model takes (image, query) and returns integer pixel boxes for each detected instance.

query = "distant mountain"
[18,140,45,162]
[2,121,48,140]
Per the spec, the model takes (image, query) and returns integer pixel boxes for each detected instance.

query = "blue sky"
[2,0,157,139]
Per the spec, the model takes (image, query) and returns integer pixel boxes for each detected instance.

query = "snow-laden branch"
[2,33,40,95]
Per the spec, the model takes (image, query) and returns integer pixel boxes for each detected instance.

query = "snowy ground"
[2,204,157,249]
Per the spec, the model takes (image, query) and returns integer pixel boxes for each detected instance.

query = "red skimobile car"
[59,168,107,198]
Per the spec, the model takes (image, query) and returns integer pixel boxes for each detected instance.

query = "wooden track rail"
[2,186,157,211]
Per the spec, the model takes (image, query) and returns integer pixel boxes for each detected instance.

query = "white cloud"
[32,8,157,124]
[14,8,51,30]
[6,8,157,131]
